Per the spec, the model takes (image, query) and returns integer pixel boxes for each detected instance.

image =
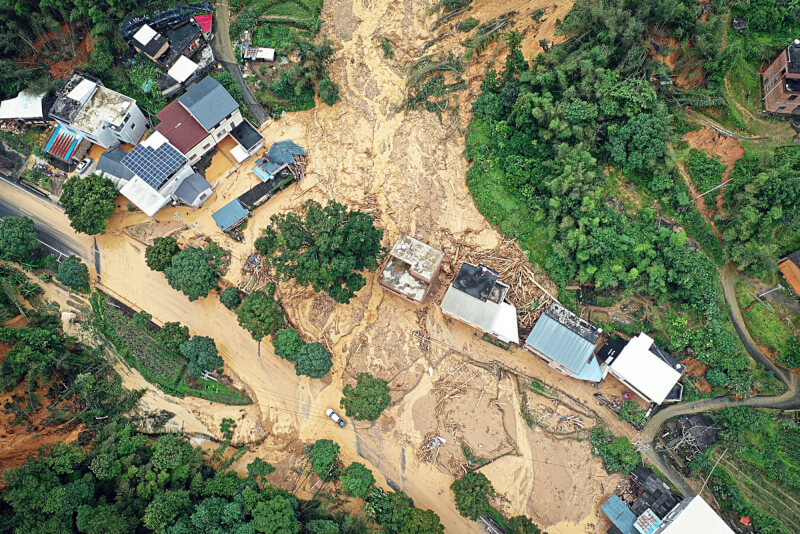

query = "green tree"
[145,237,180,272]
[340,462,375,498]
[706,368,728,387]
[307,439,340,477]
[252,496,298,534]
[56,256,89,290]
[450,471,494,520]
[506,515,542,534]
[306,519,339,534]
[272,328,305,361]
[237,288,285,340]
[317,76,340,106]
[142,490,191,533]
[295,342,332,379]
[221,286,242,310]
[255,200,384,304]
[340,372,391,421]
[367,489,413,532]
[247,458,276,485]
[164,247,219,301]
[400,508,445,534]
[589,428,641,474]
[60,174,118,235]
[180,336,224,378]
[0,216,38,260]
[133,310,152,331]
[155,321,190,352]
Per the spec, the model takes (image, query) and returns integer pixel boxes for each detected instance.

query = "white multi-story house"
[49,71,148,149]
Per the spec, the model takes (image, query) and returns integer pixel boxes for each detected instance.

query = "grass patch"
[92,293,251,405]
[735,279,797,366]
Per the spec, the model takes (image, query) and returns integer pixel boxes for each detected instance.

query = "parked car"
[76,158,92,175]
[325,408,346,427]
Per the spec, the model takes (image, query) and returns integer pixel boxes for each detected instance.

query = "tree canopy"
[294,342,332,379]
[340,372,391,421]
[255,200,384,304]
[221,287,243,310]
[272,328,306,362]
[145,237,180,272]
[237,288,285,340]
[56,256,89,290]
[60,175,118,235]
[340,462,375,499]
[164,247,219,301]
[306,439,340,478]
[180,336,224,378]
[450,471,495,520]
[155,321,190,353]
[0,216,38,260]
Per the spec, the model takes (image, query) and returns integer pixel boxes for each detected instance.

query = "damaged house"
[378,234,444,305]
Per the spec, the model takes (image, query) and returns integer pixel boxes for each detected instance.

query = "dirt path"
[641,262,800,497]
[684,109,770,141]
[210,2,268,125]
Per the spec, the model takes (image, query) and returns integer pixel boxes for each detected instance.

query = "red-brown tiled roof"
[155,100,208,154]
[779,255,800,296]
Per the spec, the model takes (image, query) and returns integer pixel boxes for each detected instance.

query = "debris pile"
[238,253,273,294]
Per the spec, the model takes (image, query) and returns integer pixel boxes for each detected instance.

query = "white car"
[325,408,346,427]
[76,158,92,175]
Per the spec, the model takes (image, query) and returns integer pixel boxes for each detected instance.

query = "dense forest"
[465,0,799,397]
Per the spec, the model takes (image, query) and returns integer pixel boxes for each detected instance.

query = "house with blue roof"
[212,198,251,232]
[523,301,603,381]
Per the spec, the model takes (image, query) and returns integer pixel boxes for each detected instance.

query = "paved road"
[641,262,800,496]
[210,3,268,126]
[0,176,90,260]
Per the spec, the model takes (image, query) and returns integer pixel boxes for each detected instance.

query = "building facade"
[762,41,800,114]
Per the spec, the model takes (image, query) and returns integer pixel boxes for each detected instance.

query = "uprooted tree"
[254,200,384,304]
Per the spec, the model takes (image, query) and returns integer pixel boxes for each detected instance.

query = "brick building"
[761,40,800,114]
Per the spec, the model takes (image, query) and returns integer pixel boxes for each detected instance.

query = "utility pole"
[758,284,784,299]
[700,447,727,493]
[692,178,732,202]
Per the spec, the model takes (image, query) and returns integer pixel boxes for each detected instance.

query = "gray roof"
[524,302,601,379]
[179,76,239,131]
[267,140,306,165]
[96,147,135,181]
[174,172,211,204]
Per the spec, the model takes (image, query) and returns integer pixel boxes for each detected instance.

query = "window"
[217,129,226,138]
[778,105,788,111]
[202,143,211,150]
[198,193,207,201]
[790,94,798,101]
[129,123,136,130]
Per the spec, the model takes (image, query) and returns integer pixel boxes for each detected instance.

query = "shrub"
[272,328,305,361]
[589,427,641,474]
[317,76,340,106]
[155,321,189,352]
[180,336,224,378]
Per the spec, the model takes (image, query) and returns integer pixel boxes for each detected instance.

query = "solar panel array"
[122,142,187,190]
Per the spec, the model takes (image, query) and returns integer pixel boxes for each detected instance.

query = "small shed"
[212,198,250,231]
[778,250,800,296]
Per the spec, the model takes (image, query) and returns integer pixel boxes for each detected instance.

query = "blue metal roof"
[267,140,305,165]
[601,495,636,534]
[525,314,599,380]
[211,199,250,231]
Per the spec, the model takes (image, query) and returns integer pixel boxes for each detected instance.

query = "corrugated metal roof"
[156,99,209,153]
[779,255,800,296]
[525,314,597,376]
[601,495,636,534]
[440,285,519,344]
[212,199,250,231]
